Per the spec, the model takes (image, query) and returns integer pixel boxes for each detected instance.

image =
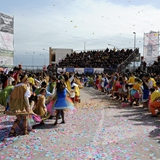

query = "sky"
[0,0,160,67]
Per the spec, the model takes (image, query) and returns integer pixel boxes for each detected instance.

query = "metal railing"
[117,48,139,72]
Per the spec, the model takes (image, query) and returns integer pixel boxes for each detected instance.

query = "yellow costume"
[28,77,35,85]
[127,76,135,84]
[34,94,46,117]
[65,80,71,91]
[132,83,141,91]
[149,78,156,88]
[72,83,80,102]
[7,75,31,136]
[8,83,30,114]
[150,90,160,102]
[65,72,72,91]
[74,77,83,89]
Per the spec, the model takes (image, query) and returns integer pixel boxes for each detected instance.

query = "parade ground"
[1,87,160,160]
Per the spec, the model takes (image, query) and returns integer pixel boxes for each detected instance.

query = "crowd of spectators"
[58,48,133,69]
[147,56,160,75]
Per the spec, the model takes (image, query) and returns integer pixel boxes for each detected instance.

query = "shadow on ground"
[83,87,160,140]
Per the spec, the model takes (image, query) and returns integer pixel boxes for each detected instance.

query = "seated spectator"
[58,48,134,69]
[129,78,142,106]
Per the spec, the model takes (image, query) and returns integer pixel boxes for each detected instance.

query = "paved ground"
[1,87,160,160]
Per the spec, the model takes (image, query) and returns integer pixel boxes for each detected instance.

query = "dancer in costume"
[33,88,49,124]
[28,74,37,92]
[149,82,160,117]
[34,81,52,98]
[51,80,76,125]
[6,74,31,136]
[47,76,57,93]
[47,77,57,119]
[0,81,16,112]
[141,77,150,109]
[129,78,142,106]
[21,100,42,132]
[6,71,15,86]
[63,72,74,92]
[74,75,83,89]
[71,82,80,103]
[13,68,22,84]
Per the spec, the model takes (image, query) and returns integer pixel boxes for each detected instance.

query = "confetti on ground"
[1,88,160,159]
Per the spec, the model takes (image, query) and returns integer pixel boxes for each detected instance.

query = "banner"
[0,50,13,67]
[65,68,75,72]
[74,68,84,74]
[94,68,104,73]
[143,31,159,64]
[0,13,14,34]
[0,32,14,51]
[57,68,104,74]
[57,68,66,73]
[84,68,94,74]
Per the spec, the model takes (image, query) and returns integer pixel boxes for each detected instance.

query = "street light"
[33,52,35,69]
[133,32,136,70]
[108,44,119,50]
[84,42,86,52]
[39,54,46,65]
[133,32,136,50]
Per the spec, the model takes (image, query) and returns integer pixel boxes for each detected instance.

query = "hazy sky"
[1,0,160,66]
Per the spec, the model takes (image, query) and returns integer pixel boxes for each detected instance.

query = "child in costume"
[129,78,142,106]
[74,75,83,89]
[70,89,76,103]
[149,82,160,117]
[51,80,76,125]
[71,82,80,103]
[141,77,150,108]
[47,76,57,93]
[23,100,42,132]
[33,88,49,124]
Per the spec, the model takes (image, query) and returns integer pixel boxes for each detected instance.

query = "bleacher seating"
[58,48,133,70]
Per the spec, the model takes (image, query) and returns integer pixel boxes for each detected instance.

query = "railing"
[117,48,139,72]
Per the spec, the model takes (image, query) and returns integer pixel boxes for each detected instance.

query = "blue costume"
[52,88,74,110]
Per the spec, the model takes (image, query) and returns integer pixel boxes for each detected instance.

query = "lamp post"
[133,32,136,50]
[32,52,35,69]
[43,48,49,64]
[133,32,136,70]
[108,43,119,50]
[84,42,86,52]
[39,54,46,65]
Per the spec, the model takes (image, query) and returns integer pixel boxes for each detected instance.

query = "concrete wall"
[49,48,73,64]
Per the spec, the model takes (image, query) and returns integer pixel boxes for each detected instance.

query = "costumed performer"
[51,79,76,125]
[6,75,31,136]
[63,72,74,92]
[129,78,142,106]
[33,88,49,124]
[149,82,160,117]
[74,75,83,89]
[71,82,80,103]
